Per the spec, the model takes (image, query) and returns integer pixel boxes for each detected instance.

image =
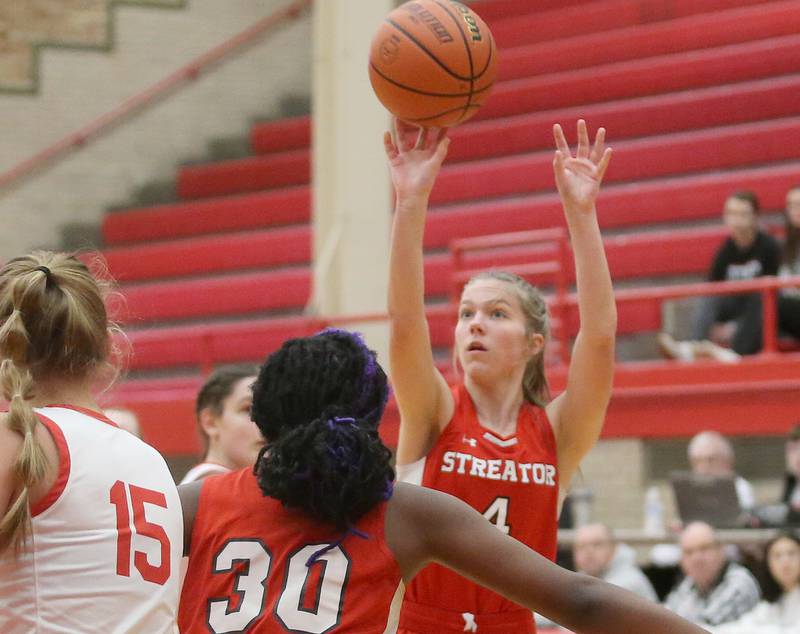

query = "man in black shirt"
[688,191,780,355]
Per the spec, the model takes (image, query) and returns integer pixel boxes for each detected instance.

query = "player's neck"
[32,377,102,413]
[465,377,524,437]
[203,448,239,471]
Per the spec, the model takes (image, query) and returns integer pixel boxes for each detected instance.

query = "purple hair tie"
[306,525,370,567]
[315,328,380,411]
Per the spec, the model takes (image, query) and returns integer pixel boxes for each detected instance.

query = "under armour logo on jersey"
[462,435,477,447]
[462,612,478,632]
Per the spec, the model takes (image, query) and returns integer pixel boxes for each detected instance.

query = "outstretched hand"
[384,118,449,203]
[553,119,612,215]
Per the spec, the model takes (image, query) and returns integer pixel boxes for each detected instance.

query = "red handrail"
[0,0,312,191]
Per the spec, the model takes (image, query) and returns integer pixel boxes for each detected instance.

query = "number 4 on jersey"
[482,496,511,534]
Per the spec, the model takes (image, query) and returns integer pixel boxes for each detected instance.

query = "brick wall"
[0,0,310,258]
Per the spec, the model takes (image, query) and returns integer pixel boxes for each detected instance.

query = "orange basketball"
[368,0,497,128]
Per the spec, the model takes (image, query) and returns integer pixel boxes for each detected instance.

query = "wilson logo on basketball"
[451,1,483,42]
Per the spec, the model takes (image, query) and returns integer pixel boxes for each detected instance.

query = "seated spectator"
[716,532,800,633]
[778,185,800,341]
[781,424,800,526]
[665,522,760,627]
[659,190,781,361]
[104,406,142,439]
[180,365,261,484]
[573,523,658,601]
[688,430,755,513]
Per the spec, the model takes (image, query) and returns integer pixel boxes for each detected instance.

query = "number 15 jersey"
[179,468,403,634]
[0,405,182,634]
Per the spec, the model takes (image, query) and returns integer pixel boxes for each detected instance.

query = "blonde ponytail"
[0,251,115,553]
[0,344,47,553]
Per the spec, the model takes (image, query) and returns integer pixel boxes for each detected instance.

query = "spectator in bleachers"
[778,185,800,342]
[688,430,755,513]
[179,364,260,484]
[781,424,800,526]
[104,406,141,439]
[715,532,800,633]
[659,191,780,361]
[665,521,760,627]
[573,523,658,601]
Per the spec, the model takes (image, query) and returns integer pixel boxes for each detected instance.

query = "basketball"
[368,0,497,128]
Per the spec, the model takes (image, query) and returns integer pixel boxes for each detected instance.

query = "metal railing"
[0,0,312,191]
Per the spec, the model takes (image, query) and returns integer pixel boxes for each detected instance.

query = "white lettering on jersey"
[439,451,556,487]
[727,259,762,280]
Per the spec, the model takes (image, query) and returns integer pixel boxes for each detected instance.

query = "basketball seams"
[431,0,475,123]
[370,62,493,98]
[369,1,496,127]
[385,18,472,83]
[408,103,481,123]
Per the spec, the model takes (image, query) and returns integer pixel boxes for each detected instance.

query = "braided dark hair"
[251,329,393,531]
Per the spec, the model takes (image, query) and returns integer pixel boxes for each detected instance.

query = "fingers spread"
[384,131,398,159]
[576,119,589,159]
[415,127,429,151]
[590,127,606,164]
[597,147,613,181]
[553,123,570,156]
[434,137,451,163]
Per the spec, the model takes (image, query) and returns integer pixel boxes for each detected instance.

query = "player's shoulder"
[199,467,261,506]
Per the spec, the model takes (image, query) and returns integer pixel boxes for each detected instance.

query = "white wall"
[0,0,311,258]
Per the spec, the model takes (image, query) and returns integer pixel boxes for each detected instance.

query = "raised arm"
[385,119,455,465]
[387,483,710,634]
[545,120,616,489]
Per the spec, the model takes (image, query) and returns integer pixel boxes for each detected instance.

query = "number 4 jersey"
[179,468,403,634]
[0,405,183,634]
[397,384,559,627]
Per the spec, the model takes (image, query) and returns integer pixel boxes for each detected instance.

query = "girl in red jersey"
[178,329,709,634]
[0,252,183,633]
[386,118,615,633]
[179,365,260,485]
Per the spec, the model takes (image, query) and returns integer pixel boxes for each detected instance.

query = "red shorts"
[398,601,536,633]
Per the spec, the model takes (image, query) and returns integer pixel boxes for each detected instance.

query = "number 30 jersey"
[179,468,403,634]
[0,405,183,634]
[398,384,559,618]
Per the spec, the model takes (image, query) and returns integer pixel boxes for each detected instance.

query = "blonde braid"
[0,314,47,553]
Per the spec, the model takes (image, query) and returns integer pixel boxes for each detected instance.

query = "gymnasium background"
[0,0,797,531]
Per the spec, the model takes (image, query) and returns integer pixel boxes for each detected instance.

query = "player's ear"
[198,407,220,440]
[527,332,545,357]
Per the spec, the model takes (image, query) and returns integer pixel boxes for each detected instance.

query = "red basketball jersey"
[179,468,403,634]
[400,384,559,616]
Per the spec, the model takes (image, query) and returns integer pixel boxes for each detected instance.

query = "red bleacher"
[95,0,800,454]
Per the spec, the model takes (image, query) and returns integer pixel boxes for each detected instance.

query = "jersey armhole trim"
[43,403,119,429]
[395,457,426,486]
[30,413,71,517]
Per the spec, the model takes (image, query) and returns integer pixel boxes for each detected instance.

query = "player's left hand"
[552,119,612,215]
[384,117,449,203]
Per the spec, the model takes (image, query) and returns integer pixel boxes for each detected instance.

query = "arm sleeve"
[709,244,729,281]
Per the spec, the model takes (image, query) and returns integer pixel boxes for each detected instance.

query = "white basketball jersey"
[179,461,230,485]
[0,406,183,634]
